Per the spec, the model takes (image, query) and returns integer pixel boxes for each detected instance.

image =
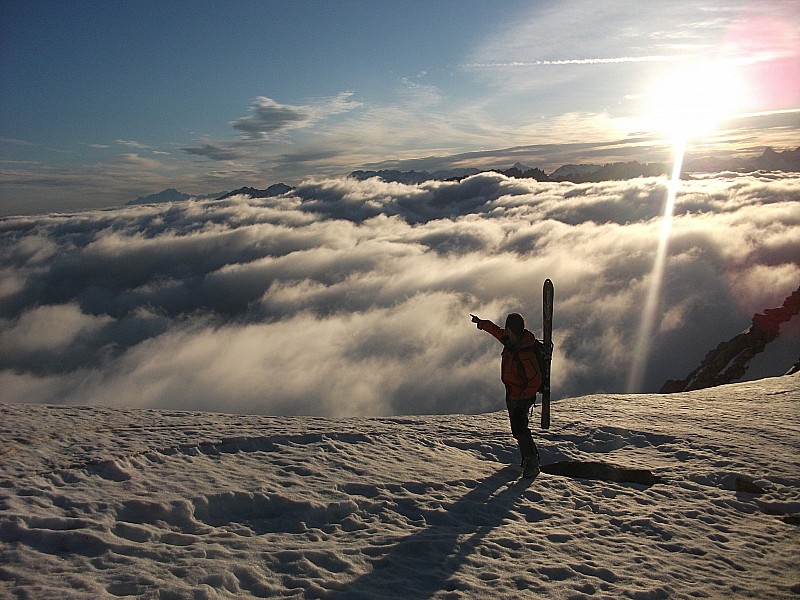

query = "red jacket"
[478,320,542,400]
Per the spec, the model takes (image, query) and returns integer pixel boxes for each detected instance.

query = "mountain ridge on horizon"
[129,146,799,206]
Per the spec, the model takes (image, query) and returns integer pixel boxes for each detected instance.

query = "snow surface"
[1,375,799,599]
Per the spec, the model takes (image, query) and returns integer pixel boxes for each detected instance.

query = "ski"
[541,279,554,429]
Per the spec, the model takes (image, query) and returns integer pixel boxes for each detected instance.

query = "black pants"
[506,395,538,463]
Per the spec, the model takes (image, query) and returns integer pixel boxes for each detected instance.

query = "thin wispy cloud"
[230,92,362,141]
[230,97,314,141]
[115,140,153,150]
[181,92,365,168]
[461,55,690,69]
[0,137,34,147]
[182,141,250,162]
[111,153,163,169]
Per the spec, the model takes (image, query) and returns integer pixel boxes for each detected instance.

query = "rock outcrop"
[660,285,800,393]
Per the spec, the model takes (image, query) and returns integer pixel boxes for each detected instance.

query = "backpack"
[530,339,547,392]
[504,336,546,394]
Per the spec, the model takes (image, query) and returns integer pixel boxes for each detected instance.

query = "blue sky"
[2,0,799,214]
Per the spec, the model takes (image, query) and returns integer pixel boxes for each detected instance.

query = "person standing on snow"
[471,312,542,478]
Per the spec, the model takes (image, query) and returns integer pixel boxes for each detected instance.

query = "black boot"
[522,453,540,479]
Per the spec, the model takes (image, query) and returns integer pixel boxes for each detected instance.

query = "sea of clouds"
[1,171,798,416]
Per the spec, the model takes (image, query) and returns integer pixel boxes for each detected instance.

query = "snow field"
[1,375,798,598]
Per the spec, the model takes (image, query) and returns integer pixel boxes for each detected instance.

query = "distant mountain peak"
[753,146,800,171]
[349,168,480,184]
[127,188,191,205]
[126,188,231,206]
[495,165,551,182]
[217,183,293,201]
[549,164,602,180]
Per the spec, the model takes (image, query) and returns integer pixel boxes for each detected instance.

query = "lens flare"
[626,139,686,393]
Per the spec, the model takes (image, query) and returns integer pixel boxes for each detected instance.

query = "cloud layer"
[1,172,798,416]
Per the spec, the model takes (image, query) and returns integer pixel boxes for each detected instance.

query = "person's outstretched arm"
[471,314,504,342]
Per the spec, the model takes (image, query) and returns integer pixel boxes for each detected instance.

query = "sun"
[645,60,748,142]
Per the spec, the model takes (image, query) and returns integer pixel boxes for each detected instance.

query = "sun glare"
[646,60,747,142]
